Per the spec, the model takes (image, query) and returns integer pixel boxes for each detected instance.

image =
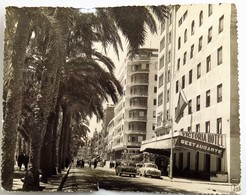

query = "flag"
[175,89,187,123]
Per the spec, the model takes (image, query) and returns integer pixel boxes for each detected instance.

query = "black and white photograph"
[0,0,244,194]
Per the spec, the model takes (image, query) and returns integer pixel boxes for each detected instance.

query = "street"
[61,164,235,194]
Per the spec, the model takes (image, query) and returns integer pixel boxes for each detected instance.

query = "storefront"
[140,131,226,180]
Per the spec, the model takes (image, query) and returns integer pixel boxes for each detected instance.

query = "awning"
[140,132,225,158]
[140,137,178,156]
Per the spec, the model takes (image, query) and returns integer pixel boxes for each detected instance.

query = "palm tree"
[1,7,31,191]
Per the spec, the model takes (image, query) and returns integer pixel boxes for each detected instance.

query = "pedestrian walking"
[93,159,97,169]
[17,152,24,171]
[23,154,29,171]
[89,160,92,168]
[81,159,84,168]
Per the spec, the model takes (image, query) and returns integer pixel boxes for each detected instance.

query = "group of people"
[17,152,29,171]
[75,158,98,169]
[76,159,85,168]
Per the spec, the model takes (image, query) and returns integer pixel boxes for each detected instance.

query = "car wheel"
[119,173,122,176]
[133,174,136,177]
[144,171,147,177]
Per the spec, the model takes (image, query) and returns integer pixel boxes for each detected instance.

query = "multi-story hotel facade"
[141,4,240,183]
[111,48,158,160]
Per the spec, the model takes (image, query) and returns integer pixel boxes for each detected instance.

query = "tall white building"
[141,4,240,183]
[111,48,158,160]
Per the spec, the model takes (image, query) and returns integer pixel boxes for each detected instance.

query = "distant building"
[141,4,240,183]
[111,48,158,160]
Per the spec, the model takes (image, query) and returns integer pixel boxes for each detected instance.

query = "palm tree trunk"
[1,9,31,191]
[40,112,55,183]
[51,102,60,175]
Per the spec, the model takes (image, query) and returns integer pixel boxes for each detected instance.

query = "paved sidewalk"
[11,166,68,192]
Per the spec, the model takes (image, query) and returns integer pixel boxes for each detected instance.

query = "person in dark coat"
[17,152,24,171]
[23,154,29,171]
[94,159,97,169]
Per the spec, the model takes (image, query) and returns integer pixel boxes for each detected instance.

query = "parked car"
[139,163,161,178]
[115,161,138,177]
[136,163,144,175]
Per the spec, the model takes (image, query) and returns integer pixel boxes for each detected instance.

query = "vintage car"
[136,163,144,175]
[115,161,138,177]
[139,163,161,178]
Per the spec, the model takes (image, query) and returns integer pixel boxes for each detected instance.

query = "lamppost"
[163,115,173,179]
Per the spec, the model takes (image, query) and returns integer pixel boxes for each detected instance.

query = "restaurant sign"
[176,131,225,158]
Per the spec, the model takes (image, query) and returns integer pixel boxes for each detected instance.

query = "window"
[199,11,203,26]
[205,121,210,133]
[183,11,188,21]
[198,36,203,51]
[179,18,182,27]
[159,74,164,87]
[168,50,171,63]
[178,37,181,49]
[206,55,211,72]
[217,46,223,65]
[217,118,222,134]
[160,21,165,34]
[158,93,163,106]
[177,58,180,70]
[196,95,200,111]
[188,100,192,114]
[206,90,210,107]
[167,90,170,102]
[160,36,165,51]
[167,69,171,82]
[188,126,191,132]
[208,26,212,43]
[182,75,185,89]
[219,15,224,33]
[191,21,195,35]
[153,99,156,105]
[190,44,194,59]
[169,14,172,25]
[208,4,213,16]
[176,81,179,93]
[154,87,157,93]
[184,29,187,43]
[159,55,164,69]
[197,63,201,79]
[196,124,200,132]
[152,124,155,130]
[183,52,187,65]
[189,69,192,84]
[153,111,156,118]
[169,32,172,44]
[217,84,222,102]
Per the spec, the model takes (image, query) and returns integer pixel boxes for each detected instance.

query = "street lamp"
[162,114,173,179]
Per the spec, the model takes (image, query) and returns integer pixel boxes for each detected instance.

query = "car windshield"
[146,164,157,169]
[136,164,143,167]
